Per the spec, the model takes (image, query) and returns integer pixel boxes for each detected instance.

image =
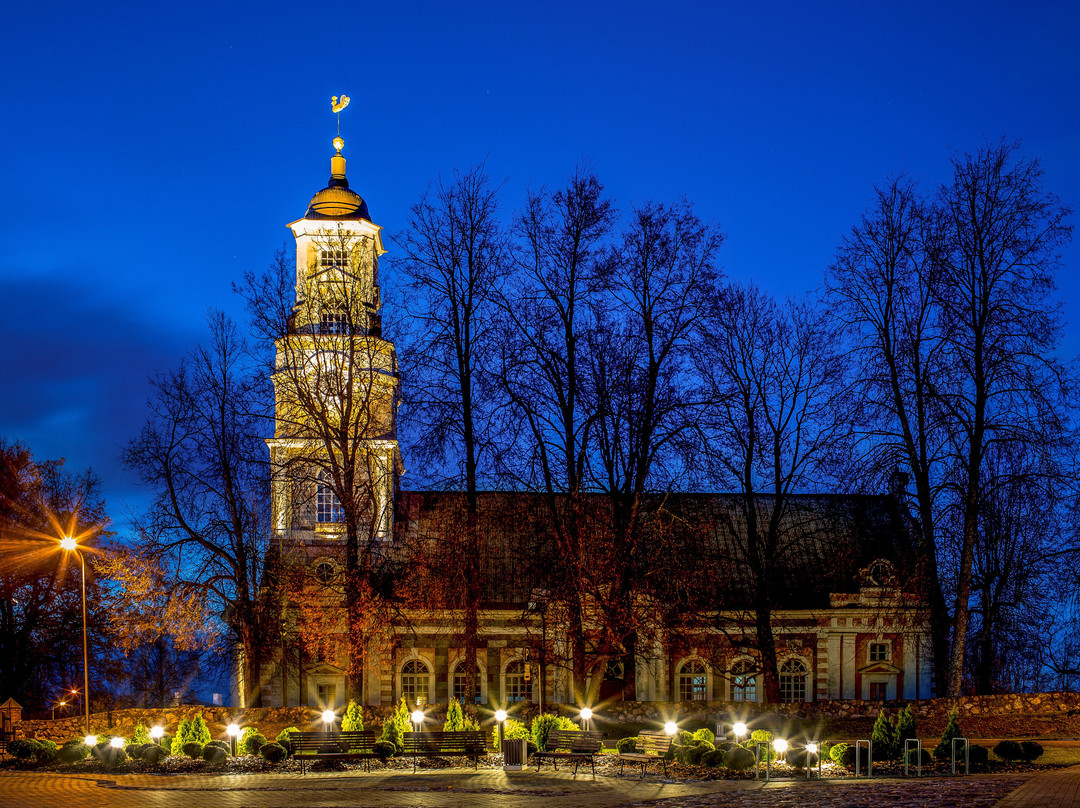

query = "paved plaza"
[0,766,1075,808]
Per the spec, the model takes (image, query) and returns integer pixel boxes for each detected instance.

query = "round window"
[314,561,336,584]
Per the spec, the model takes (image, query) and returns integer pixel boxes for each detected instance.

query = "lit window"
[779,659,808,703]
[317,683,337,708]
[869,643,889,662]
[504,660,532,704]
[319,307,349,335]
[319,249,350,271]
[677,659,708,701]
[452,663,483,704]
[316,471,344,523]
[731,659,757,702]
[401,660,430,707]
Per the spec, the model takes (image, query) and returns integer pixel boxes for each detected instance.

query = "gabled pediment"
[857,661,902,675]
[309,663,344,675]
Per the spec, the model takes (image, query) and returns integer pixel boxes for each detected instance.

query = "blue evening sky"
[1,0,1077,520]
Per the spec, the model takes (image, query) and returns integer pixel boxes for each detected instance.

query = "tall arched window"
[779,658,808,703]
[731,659,757,702]
[677,659,708,701]
[401,659,431,707]
[504,660,532,704]
[452,662,483,704]
[316,471,344,523]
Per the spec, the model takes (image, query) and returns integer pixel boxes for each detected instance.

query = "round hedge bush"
[373,740,396,761]
[203,744,227,763]
[786,748,809,770]
[994,740,1022,761]
[142,744,167,764]
[687,741,714,765]
[183,741,205,759]
[905,747,932,767]
[722,746,755,771]
[243,732,268,756]
[1021,741,1044,762]
[125,743,143,760]
[57,742,90,764]
[615,737,639,754]
[700,748,726,767]
[261,742,288,763]
[691,728,715,744]
[841,744,870,769]
[7,739,42,760]
[828,742,848,763]
[98,746,127,768]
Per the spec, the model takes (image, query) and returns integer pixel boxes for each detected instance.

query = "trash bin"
[502,738,528,770]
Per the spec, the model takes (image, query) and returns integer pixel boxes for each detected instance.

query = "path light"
[110,737,124,749]
[664,721,678,735]
[411,709,424,733]
[806,742,818,754]
[773,738,788,754]
[733,721,747,741]
[494,709,507,749]
[85,735,97,746]
[321,709,336,732]
[227,723,241,755]
[580,707,592,729]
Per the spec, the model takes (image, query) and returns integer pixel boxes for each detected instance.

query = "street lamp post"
[60,536,89,736]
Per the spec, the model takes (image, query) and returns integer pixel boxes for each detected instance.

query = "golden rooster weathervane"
[331,94,350,137]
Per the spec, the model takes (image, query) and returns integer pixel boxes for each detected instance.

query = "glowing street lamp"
[494,709,507,749]
[84,734,98,746]
[59,535,90,736]
[773,738,788,757]
[226,723,241,756]
[150,726,164,746]
[411,709,424,733]
[733,722,747,742]
[664,721,678,735]
[579,707,592,729]
[321,709,336,733]
[110,736,124,749]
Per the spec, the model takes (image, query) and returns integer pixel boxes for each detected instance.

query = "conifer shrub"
[994,740,1022,761]
[159,734,173,753]
[722,746,755,771]
[895,704,917,751]
[379,717,404,755]
[531,713,577,751]
[276,726,299,756]
[1020,741,1044,762]
[871,708,900,759]
[933,709,964,760]
[131,722,151,745]
[183,742,205,759]
[171,718,193,756]
[243,732,268,756]
[202,744,227,763]
[391,696,411,738]
[342,700,365,732]
[444,698,464,732]
[261,742,287,763]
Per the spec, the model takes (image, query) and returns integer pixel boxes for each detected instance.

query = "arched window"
[401,659,431,707]
[677,659,708,701]
[504,660,532,704]
[316,471,344,523]
[779,658,808,703]
[452,662,483,705]
[319,306,349,335]
[731,659,757,702]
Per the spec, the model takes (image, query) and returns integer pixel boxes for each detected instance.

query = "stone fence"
[13,692,1080,744]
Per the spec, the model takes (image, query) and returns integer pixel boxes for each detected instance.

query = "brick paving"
[0,766,1076,807]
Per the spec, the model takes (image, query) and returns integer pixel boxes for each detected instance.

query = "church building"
[256,127,935,713]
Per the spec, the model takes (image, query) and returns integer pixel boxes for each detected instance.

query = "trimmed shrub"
[934,709,964,760]
[98,745,127,768]
[674,729,694,748]
[57,742,90,764]
[904,747,932,767]
[616,737,640,754]
[748,730,775,761]
[969,744,989,768]
[183,742,205,759]
[159,735,173,754]
[531,713,577,751]
[994,740,1022,761]
[261,742,287,763]
[829,742,848,764]
[243,732,268,756]
[701,748,726,767]
[276,726,299,756]
[390,696,412,739]
[142,744,167,764]
[871,708,899,760]
[786,747,808,770]
[1021,741,1044,762]
[687,741,714,765]
[722,746,755,771]
[692,728,715,744]
[373,740,396,761]
[444,698,464,732]
[7,738,41,760]
[202,744,227,764]
[380,717,404,755]
[190,714,212,746]
[34,741,58,764]
[342,700,365,732]
[496,718,531,747]
[207,740,230,753]
[125,743,143,760]
[841,744,870,770]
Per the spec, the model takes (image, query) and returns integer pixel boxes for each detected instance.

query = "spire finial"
[329,95,351,184]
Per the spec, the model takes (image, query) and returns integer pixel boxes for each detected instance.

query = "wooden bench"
[400,730,487,771]
[534,729,604,775]
[617,730,672,778]
[288,730,379,774]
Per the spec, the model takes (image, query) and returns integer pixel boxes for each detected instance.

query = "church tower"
[263,120,403,709]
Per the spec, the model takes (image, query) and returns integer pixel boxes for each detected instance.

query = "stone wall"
[15,692,1080,744]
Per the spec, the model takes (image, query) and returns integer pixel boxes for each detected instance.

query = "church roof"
[305,180,371,221]
[393,491,923,611]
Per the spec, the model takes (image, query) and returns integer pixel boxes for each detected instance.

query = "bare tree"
[694,284,855,702]
[396,164,508,708]
[933,141,1072,697]
[118,312,278,706]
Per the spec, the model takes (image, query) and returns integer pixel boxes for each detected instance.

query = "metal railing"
[854,739,872,778]
[903,738,922,777]
[951,737,969,775]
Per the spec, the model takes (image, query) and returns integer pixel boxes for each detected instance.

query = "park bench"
[617,730,672,778]
[400,730,487,771]
[288,730,379,775]
[534,729,604,775]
